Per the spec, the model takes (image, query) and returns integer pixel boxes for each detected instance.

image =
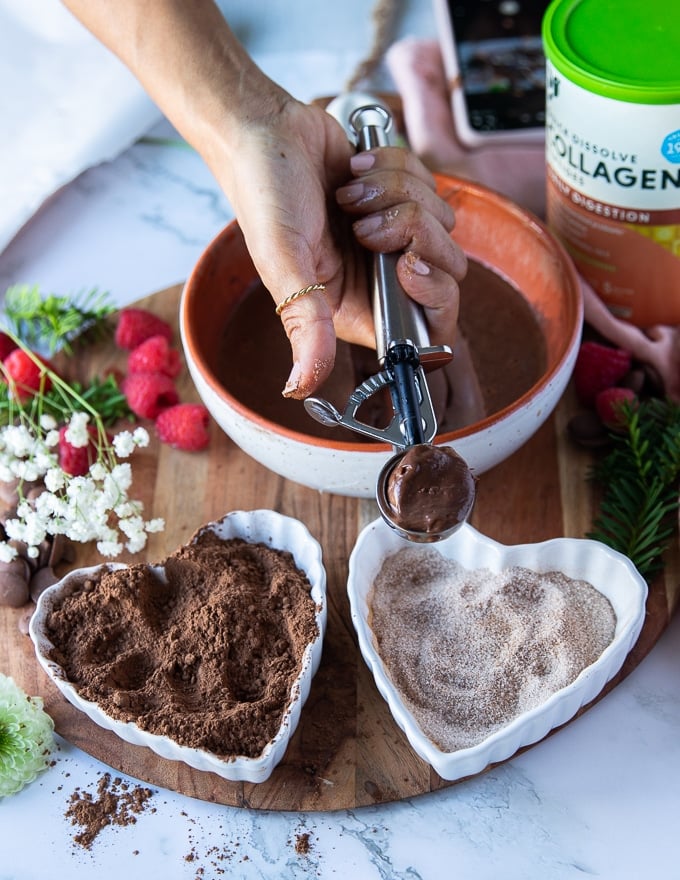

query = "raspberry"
[122,371,179,419]
[2,348,53,402]
[155,403,211,451]
[573,341,632,406]
[58,425,102,477]
[128,335,182,378]
[115,307,173,351]
[0,332,18,361]
[595,386,637,430]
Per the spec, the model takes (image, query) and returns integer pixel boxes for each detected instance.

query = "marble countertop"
[1,2,679,878]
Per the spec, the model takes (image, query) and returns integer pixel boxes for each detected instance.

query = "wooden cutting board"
[1,285,678,810]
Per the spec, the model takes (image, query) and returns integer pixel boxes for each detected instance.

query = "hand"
[218,96,467,398]
[60,1,467,398]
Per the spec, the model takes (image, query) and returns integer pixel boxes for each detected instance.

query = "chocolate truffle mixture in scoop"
[381,443,476,538]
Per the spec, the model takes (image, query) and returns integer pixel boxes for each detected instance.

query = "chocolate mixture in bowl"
[44,531,319,759]
[217,260,547,439]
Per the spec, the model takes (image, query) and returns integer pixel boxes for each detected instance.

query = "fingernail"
[350,152,376,172]
[412,257,431,276]
[282,361,302,397]
[404,251,431,277]
[353,214,383,235]
[336,182,365,204]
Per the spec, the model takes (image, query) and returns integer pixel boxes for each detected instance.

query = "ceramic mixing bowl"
[180,175,582,497]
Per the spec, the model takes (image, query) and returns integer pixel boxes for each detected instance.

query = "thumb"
[276,284,337,399]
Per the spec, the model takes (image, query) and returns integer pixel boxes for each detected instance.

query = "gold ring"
[275,283,326,316]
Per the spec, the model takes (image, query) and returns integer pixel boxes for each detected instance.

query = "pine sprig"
[588,398,680,581]
[4,285,115,355]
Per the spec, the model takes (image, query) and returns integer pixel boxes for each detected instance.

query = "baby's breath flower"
[0,464,14,482]
[132,427,149,447]
[0,339,165,560]
[119,515,145,538]
[96,539,123,557]
[44,467,66,493]
[0,543,18,563]
[109,463,132,492]
[114,500,140,519]
[112,431,135,458]
[64,411,90,448]
[125,532,147,554]
[0,674,55,797]
[88,461,107,481]
[39,414,57,431]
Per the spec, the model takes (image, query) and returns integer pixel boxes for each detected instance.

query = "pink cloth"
[386,38,547,219]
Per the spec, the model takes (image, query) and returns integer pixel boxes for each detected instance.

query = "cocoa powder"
[65,772,154,849]
[45,531,319,759]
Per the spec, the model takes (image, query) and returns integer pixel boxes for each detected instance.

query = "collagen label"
[545,60,680,326]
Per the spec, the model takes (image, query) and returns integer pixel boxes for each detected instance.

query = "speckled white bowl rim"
[30,509,327,784]
[347,520,648,782]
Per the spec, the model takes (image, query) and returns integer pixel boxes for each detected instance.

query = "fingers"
[335,145,466,283]
[396,252,461,347]
[337,147,454,231]
[335,145,466,349]
[350,198,467,285]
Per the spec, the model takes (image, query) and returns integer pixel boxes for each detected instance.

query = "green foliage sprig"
[4,285,115,354]
[0,373,131,428]
[588,398,680,581]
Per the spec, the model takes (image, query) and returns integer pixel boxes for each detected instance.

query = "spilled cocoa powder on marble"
[45,530,319,759]
[65,772,155,849]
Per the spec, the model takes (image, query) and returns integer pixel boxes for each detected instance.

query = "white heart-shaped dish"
[30,509,327,784]
[347,520,647,781]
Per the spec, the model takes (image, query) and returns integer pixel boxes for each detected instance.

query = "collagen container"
[542,0,680,326]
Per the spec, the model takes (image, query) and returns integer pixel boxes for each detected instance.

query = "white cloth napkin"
[0,0,162,255]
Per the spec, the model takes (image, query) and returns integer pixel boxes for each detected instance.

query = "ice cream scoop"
[304,97,475,541]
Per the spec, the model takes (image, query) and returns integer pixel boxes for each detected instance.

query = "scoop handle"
[349,105,431,364]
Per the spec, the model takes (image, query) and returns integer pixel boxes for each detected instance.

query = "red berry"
[122,371,179,419]
[573,341,632,406]
[58,425,102,477]
[128,334,182,378]
[595,387,637,430]
[155,403,211,451]
[2,348,53,402]
[115,308,173,351]
[0,332,18,361]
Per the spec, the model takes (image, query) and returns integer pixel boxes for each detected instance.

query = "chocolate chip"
[567,411,611,449]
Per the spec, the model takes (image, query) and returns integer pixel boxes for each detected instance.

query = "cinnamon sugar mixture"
[369,547,616,752]
[45,531,319,759]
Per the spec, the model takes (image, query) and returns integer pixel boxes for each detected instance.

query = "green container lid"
[542,0,680,104]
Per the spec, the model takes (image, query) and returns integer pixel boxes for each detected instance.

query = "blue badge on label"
[661,130,680,164]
